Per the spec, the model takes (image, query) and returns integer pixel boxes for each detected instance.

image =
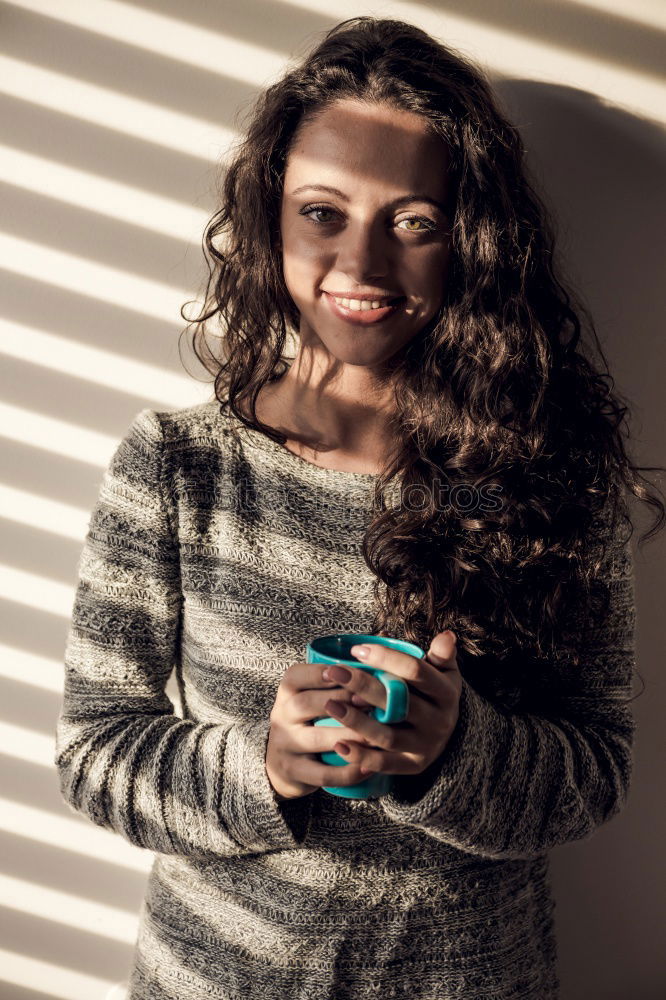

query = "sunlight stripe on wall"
[0,144,209,243]
[2,1,663,135]
[0,566,74,618]
[560,0,666,31]
[0,55,235,160]
[0,646,63,693]
[0,319,203,407]
[6,0,286,88]
[0,721,55,768]
[10,0,664,86]
[0,796,153,873]
[0,872,139,943]
[270,0,666,124]
[0,402,118,466]
[0,232,191,323]
[0,484,89,541]
[0,948,115,1000]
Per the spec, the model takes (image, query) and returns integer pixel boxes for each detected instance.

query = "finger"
[284,687,358,726]
[331,740,422,776]
[283,661,352,693]
[425,631,459,672]
[322,663,387,709]
[299,716,377,750]
[338,679,426,725]
[291,753,372,789]
[322,699,406,752]
[348,640,438,692]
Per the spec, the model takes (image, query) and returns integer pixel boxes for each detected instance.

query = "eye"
[299,204,340,225]
[299,204,438,234]
[396,215,437,233]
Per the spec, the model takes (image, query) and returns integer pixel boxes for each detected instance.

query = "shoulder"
[123,400,237,457]
[146,399,230,442]
[585,484,634,579]
[110,401,236,493]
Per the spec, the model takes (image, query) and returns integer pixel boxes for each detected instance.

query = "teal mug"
[306,633,425,799]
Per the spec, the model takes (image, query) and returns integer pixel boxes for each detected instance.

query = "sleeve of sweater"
[54,408,313,860]
[377,501,638,861]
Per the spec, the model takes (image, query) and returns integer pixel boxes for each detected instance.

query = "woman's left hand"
[322,631,462,775]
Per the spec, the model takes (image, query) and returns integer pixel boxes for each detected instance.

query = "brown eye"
[300,205,338,225]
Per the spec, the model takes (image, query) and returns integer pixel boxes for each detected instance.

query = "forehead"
[284,99,450,199]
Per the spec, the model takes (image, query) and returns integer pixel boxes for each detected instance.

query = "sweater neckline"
[215,401,382,483]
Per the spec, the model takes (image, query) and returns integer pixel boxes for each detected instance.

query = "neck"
[270,349,397,453]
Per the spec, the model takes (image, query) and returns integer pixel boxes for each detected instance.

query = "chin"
[324,338,412,368]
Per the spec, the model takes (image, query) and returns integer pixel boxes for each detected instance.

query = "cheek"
[282,237,326,291]
[284,227,327,263]
[414,246,450,308]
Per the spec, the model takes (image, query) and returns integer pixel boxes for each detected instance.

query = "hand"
[266,660,375,800]
[321,632,462,777]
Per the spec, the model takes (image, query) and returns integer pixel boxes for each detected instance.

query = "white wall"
[0,2,664,998]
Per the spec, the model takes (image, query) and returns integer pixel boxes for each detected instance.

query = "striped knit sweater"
[55,400,637,999]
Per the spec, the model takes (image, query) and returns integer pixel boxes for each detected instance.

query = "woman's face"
[279,98,453,369]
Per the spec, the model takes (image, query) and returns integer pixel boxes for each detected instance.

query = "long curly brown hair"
[180,16,664,686]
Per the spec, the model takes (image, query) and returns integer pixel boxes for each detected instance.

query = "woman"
[56,16,663,1000]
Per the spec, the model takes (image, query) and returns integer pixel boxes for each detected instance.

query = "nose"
[334,217,392,283]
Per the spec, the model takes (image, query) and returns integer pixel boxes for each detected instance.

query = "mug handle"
[372,670,409,725]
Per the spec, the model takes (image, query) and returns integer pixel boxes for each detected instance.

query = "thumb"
[426,630,458,670]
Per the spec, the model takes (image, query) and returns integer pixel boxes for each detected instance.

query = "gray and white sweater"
[55,401,637,999]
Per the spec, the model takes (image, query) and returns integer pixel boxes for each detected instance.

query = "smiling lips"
[323,291,405,325]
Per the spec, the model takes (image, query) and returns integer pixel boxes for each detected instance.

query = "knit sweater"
[55,400,637,1000]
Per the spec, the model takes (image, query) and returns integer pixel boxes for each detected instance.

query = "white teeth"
[332,296,388,310]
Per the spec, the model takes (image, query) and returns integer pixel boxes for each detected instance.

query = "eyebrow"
[290,184,448,216]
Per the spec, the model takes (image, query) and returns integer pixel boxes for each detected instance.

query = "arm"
[378,503,638,861]
[55,408,312,859]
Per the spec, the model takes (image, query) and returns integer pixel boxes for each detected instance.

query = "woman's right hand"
[266,661,374,800]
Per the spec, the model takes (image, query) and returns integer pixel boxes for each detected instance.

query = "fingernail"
[336,742,351,755]
[324,664,351,683]
[326,701,347,719]
[350,644,370,659]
